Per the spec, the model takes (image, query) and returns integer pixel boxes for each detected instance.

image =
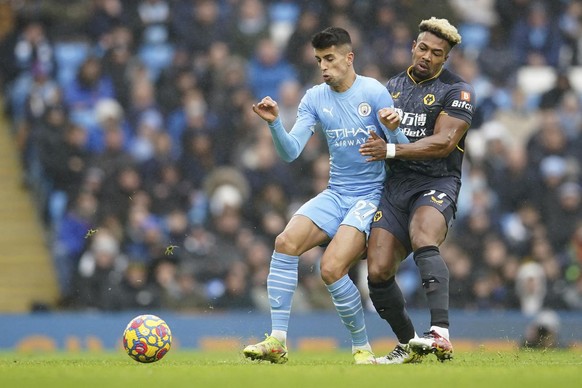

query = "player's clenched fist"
[378,107,401,130]
[252,96,279,123]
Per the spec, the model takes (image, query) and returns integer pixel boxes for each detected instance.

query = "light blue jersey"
[259,74,404,348]
[268,75,397,196]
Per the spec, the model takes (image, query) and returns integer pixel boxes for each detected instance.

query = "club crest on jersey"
[373,210,383,222]
[358,102,372,117]
[423,94,436,106]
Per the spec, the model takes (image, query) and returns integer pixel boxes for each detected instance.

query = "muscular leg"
[269,215,329,341]
[404,205,455,362]
[320,225,371,351]
[243,215,329,363]
[409,206,450,329]
[367,227,416,344]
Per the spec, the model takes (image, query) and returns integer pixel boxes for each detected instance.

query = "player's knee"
[319,260,344,285]
[410,222,446,250]
[274,232,300,255]
[367,260,397,284]
[410,235,440,251]
[366,248,399,283]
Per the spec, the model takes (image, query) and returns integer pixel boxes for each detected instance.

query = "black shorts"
[371,172,461,254]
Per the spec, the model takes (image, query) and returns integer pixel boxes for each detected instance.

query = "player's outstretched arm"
[393,115,469,160]
[360,106,410,161]
[252,96,312,163]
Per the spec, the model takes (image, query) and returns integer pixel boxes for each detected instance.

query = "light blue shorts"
[295,188,382,239]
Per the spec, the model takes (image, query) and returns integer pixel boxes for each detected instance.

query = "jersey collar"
[406,65,444,85]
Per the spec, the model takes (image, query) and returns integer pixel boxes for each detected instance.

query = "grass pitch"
[1,349,581,388]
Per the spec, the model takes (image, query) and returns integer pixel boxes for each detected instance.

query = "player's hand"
[359,130,388,162]
[252,96,279,123]
[378,107,401,131]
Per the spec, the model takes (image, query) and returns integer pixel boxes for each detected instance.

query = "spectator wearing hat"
[73,228,128,310]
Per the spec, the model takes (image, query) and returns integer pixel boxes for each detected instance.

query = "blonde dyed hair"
[418,17,462,47]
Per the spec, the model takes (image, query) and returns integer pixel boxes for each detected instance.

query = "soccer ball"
[122,314,172,363]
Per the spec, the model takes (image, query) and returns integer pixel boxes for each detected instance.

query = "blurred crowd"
[1,0,582,319]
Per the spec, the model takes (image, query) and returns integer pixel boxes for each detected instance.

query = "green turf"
[1,350,581,388]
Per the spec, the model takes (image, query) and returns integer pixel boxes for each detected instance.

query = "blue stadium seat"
[53,41,91,87]
[138,43,175,81]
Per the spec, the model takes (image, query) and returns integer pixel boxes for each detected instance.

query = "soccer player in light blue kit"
[243,27,408,364]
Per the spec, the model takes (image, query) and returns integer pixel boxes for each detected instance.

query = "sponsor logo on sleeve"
[451,91,473,111]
